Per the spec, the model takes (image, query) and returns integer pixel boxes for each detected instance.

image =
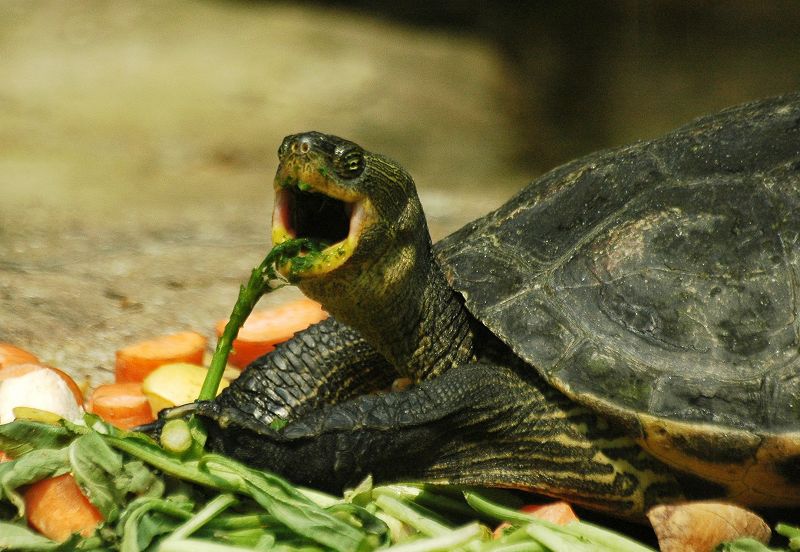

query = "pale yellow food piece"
[11,406,65,425]
[142,362,230,414]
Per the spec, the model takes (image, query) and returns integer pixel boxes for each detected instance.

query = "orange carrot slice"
[216,298,328,368]
[519,502,578,525]
[493,501,579,538]
[88,382,155,429]
[0,363,84,406]
[115,331,207,383]
[24,473,103,542]
[0,343,39,369]
[0,450,11,462]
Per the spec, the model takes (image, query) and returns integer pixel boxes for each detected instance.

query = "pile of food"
[1,310,798,551]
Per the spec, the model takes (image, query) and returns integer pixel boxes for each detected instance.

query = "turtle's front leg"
[203,316,396,426]
[198,361,683,519]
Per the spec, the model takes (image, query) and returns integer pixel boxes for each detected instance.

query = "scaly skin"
[211,316,396,424]
[198,131,692,519]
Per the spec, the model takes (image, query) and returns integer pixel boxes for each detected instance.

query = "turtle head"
[272,131,476,378]
[272,131,426,283]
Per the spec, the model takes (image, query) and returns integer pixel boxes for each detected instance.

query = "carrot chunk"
[519,502,579,525]
[0,363,84,407]
[88,382,155,429]
[216,298,328,368]
[24,473,103,542]
[493,501,579,538]
[115,331,207,383]
[0,343,39,369]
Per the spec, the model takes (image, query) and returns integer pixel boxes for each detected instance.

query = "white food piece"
[0,367,84,424]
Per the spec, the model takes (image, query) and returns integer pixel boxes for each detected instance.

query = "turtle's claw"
[131,418,163,436]
[160,402,200,420]
[131,402,200,436]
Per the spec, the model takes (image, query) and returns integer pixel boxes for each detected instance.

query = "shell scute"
[486,292,578,371]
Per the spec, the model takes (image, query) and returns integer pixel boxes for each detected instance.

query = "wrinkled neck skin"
[297,164,478,381]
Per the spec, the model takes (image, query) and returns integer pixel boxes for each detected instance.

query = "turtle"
[195,93,800,520]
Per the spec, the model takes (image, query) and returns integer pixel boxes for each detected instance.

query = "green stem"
[464,492,655,552]
[204,513,277,530]
[105,436,242,492]
[199,267,271,401]
[373,485,486,522]
[198,238,324,402]
[167,494,238,541]
[158,537,259,552]
[375,495,451,537]
[382,522,484,552]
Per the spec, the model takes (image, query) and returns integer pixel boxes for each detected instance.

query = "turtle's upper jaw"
[272,164,375,279]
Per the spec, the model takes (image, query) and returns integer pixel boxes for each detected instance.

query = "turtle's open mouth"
[272,173,372,278]
[280,187,354,244]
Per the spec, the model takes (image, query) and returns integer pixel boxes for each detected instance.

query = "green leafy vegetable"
[464,491,657,552]
[717,523,800,552]
[715,539,777,552]
[117,496,193,552]
[778,523,800,551]
[199,454,374,552]
[0,521,60,550]
[0,420,73,456]
[1,415,798,551]
[69,431,125,521]
[0,447,71,515]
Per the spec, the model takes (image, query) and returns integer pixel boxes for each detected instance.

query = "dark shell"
[436,94,800,434]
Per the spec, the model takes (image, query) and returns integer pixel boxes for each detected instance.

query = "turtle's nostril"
[289,138,312,155]
[278,132,332,161]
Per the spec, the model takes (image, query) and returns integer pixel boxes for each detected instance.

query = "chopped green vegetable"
[68,431,125,521]
[717,523,800,551]
[159,537,263,552]
[373,495,450,537]
[0,447,71,515]
[464,491,657,552]
[165,494,237,541]
[381,522,484,551]
[0,522,61,550]
[777,524,800,551]
[160,419,193,455]
[1,416,797,550]
[199,237,327,402]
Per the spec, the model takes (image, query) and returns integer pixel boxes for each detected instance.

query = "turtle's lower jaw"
[271,180,374,279]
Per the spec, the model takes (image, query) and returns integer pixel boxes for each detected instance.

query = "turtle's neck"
[297,199,479,381]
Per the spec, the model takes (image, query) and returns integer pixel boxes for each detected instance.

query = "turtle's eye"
[333,146,365,179]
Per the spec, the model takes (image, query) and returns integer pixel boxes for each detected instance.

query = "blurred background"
[1,0,799,382]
